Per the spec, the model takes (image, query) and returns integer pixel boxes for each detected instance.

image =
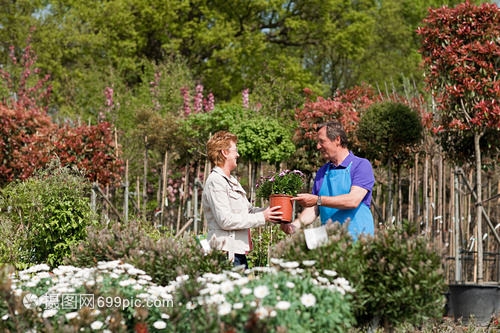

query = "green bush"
[0,217,30,270]
[66,219,233,286]
[272,222,446,330]
[0,259,355,333]
[0,159,97,267]
[169,265,355,332]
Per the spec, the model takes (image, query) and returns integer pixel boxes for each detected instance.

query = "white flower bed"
[1,259,356,332]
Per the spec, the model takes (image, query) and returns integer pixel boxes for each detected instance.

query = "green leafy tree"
[357,101,423,222]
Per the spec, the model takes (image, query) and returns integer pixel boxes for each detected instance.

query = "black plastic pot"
[449,283,500,326]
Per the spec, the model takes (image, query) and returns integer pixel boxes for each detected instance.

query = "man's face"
[316,127,338,161]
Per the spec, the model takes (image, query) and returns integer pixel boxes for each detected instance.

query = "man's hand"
[291,193,319,208]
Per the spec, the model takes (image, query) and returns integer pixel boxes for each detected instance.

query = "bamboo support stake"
[160,151,169,228]
[424,155,429,235]
[143,137,148,219]
[438,153,443,245]
[136,176,141,215]
[408,167,414,223]
[415,153,420,229]
[203,158,209,234]
[124,159,129,222]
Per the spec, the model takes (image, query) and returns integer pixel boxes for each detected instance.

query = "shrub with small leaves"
[272,222,446,330]
[66,219,233,286]
[0,158,97,268]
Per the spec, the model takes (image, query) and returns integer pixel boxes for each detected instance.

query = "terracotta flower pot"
[269,194,293,223]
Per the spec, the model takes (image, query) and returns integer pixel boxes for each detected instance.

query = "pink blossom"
[242,89,249,109]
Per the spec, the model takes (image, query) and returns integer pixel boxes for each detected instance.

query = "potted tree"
[256,170,306,223]
[419,2,500,325]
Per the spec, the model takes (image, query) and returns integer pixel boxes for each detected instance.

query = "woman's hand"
[263,206,283,223]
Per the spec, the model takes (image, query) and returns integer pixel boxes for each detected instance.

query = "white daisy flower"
[233,302,244,309]
[65,312,78,320]
[161,313,170,319]
[286,282,295,289]
[300,293,316,308]
[275,301,291,310]
[270,258,283,265]
[218,302,232,316]
[280,261,300,269]
[323,269,337,277]
[210,293,226,304]
[42,309,58,318]
[253,285,270,299]
[132,284,143,290]
[220,281,234,294]
[91,320,104,330]
[186,301,197,310]
[317,276,329,284]
[233,277,249,286]
[240,287,252,296]
[255,306,269,319]
[302,260,316,266]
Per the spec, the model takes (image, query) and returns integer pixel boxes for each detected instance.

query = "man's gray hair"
[317,121,348,148]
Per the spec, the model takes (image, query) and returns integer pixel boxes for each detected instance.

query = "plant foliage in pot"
[256,170,306,223]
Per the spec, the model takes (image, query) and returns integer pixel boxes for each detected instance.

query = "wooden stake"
[143,136,148,219]
[124,159,129,222]
[160,151,169,228]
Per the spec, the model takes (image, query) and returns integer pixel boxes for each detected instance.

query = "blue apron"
[318,162,374,240]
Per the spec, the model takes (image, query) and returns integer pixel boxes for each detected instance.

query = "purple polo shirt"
[312,151,374,208]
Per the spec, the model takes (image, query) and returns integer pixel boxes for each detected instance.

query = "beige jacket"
[202,166,266,257]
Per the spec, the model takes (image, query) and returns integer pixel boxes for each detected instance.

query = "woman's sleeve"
[204,176,265,230]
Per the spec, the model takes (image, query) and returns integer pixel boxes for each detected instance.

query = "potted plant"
[256,170,306,222]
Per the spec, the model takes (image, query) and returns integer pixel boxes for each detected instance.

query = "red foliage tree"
[0,29,122,187]
[50,122,123,185]
[0,105,55,185]
[290,85,379,177]
[418,1,500,282]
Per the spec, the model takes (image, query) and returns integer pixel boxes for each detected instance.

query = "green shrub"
[1,261,173,332]
[169,265,355,332]
[1,259,355,333]
[272,222,446,330]
[66,219,233,286]
[0,217,31,270]
[0,159,97,267]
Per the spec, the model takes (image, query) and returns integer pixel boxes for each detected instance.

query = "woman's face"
[223,141,239,171]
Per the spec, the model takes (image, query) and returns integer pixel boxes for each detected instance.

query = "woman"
[202,131,282,268]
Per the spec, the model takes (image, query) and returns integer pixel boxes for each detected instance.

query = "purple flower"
[293,170,304,176]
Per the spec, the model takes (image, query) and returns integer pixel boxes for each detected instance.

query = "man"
[282,121,375,240]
